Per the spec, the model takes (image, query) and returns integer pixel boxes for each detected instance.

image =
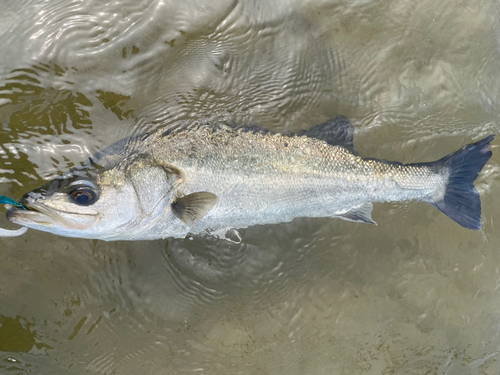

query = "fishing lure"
[0,195,26,209]
[0,195,28,237]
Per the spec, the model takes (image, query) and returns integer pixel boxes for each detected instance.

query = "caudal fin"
[430,135,494,230]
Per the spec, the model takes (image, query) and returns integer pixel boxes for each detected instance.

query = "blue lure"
[0,195,26,210]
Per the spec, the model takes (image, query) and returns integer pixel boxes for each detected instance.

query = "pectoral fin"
[171,192,219,226]
[336,203,377,225]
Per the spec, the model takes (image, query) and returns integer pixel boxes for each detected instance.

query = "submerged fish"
[4,116,494,241]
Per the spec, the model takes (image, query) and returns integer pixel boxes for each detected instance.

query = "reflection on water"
[1,0,500,374]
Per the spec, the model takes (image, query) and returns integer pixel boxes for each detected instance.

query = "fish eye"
[68,186,98,206]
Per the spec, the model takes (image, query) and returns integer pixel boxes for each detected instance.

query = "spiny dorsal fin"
[171,192,219,226]
[336,203,377,225]
[298,115,357,155]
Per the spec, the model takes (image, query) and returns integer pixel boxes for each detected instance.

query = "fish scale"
[150,122,441,218]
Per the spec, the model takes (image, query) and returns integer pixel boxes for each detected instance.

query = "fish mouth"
[6,201,96,230]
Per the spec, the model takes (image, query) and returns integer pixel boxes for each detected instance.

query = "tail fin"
[430,135,494,230]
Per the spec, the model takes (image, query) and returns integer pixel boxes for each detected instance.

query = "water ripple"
[0,0,500,373]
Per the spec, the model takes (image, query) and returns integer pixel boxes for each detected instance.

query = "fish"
[4,116,494,241]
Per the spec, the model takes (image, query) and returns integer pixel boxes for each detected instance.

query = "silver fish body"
[6,117,494,240]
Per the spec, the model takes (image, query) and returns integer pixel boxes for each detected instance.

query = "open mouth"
[22,202,41,213]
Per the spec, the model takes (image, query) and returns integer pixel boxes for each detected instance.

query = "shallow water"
[1,0,500,374]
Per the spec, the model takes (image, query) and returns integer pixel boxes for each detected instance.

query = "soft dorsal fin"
[298,115,358,155]
[336,203,377,225]
[171,192,219,226]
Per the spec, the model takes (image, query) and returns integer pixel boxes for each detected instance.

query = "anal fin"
[336,203,377,225]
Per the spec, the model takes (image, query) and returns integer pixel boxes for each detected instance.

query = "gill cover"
[120,152,219,225]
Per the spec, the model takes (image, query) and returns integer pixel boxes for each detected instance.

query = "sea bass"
[5,116,494,241]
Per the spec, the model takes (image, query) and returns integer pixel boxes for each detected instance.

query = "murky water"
[1,0,499,373]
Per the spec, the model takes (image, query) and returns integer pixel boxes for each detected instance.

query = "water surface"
[1,0,499,374]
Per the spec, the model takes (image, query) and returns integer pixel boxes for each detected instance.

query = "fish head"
[6,159,182,240]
